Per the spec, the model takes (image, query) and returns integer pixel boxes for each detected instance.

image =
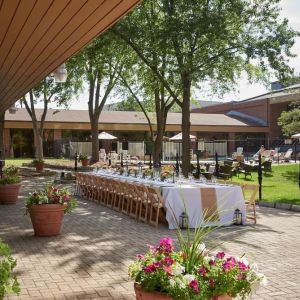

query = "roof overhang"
[0,0,140,113]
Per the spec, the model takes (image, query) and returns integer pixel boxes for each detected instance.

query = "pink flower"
[163,257,174,266]
[198,266,208,277]
[189,280,200,294]
[153,262,161,268]
[136,254,144,260]
[158,237,173,254]
[163,265,173,275]
[209,259,216,266]
[216,251,225,259]
[238,261,248,272]
[222,257,237,272]
[143,264,156,273]
[208,278,215,288]
[63,195,70,202]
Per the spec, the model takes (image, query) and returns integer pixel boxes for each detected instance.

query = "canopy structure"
[98,131,117,140]
[0,0,140,113]
[169,132,197,141]
[291,133,300,139]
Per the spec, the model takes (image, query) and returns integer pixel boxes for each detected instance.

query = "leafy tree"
[68,32,125,163]
[21,76,78,160]
[113,0,298,175]
[278,101,300,137]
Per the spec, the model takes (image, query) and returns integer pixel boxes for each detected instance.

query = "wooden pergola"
[0,0,140,113]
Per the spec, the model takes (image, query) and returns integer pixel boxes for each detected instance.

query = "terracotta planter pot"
[213,295,232,300]
[81,159,89,167]
[35,162,44,172]
[29,204,66,236]
[0,183,21,205]
[134,284,172,300]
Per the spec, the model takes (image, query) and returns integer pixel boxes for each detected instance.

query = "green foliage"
[32,159,45,165]
[0,176,20,185]
[25,185,76,215]
[79,154,89,161]
[0,240,20,299]
[278,101,300,136]
[3,165,18,177]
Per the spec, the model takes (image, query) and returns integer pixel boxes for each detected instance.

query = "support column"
[228,132,236,156]
[3,128,11,158]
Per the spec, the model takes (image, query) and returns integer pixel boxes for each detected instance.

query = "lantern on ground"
[234,209,243,225]
[179,212,189,229]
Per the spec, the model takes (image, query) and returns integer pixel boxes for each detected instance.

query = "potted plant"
[129,234,266,299]
[79,154,89,167]
[32,158,45,172]
[0,240,20,299]
[0,166,21,205]
[25,185,76,237]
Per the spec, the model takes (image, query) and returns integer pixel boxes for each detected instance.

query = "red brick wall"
[53,129,62,140]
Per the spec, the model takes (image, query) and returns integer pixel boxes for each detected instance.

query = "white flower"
[197,243,206,253]
[175,278,186,289]
[260,274,268,286]
[183,274,195,284]
[169,278,176,287]
[172,263,185,276]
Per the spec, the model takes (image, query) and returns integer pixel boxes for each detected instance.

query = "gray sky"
[64,0,300,109]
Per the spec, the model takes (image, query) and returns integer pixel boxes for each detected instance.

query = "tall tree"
[69,33,125,163]
[278,101,300,137]
[113,0,298,176]
[22,77,77,159]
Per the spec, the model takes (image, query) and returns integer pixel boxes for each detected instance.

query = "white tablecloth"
[90,172,246,229]
[162,183,246,229]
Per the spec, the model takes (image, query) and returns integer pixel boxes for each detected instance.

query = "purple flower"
[238,261,248,272]
[216,251,225,259]
[189,280,200,294]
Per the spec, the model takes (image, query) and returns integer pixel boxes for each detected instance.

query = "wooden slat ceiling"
[0,0,139,114]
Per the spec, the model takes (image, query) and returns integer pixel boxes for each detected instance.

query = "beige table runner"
[200,187,220,222]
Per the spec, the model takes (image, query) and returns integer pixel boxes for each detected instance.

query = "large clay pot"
[134,284,172,300]
[35,162,44,172]
[0,183,21,205]
[81,159,89,167]
[29,204,65,236]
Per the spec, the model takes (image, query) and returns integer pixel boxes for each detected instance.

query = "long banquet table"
[90,171,246,229]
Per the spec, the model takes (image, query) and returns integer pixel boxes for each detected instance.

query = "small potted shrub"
[0,166,21,205]
[25,185,76,237]
[32,158,45,172]
[0,240,20,299]
[79,154,89,167]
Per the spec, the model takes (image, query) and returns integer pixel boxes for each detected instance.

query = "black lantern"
[234,209,243,225]
[179,212,189,229]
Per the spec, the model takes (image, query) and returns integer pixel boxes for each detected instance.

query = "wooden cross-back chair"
[146,186,165,227]
[242,184,258,224]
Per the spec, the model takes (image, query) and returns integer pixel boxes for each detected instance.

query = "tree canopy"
[278,101,300,137]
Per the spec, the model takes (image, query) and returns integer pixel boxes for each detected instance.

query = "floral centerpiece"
[129,237,266,300]
[26,185,76,236]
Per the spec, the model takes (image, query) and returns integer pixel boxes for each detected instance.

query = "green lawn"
[4,158,71,167]
[231,164,300,205]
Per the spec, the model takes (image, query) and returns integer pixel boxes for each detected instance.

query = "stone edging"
[258,201,300,212]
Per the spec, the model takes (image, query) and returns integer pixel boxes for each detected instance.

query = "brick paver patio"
[1,175,300,299]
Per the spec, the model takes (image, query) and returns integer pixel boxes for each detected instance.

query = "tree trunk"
[91,116,99,163]
[181,73,191,177]
[33,122,43,159]
[0,112,5,159]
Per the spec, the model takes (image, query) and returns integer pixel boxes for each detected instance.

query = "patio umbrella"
[291,133,300,139]
[169,132,197,141]
[98,131,117,140]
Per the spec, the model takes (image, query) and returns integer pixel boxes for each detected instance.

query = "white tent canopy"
[291,133,300,139]
[98,131,117,140]
[169,132,197,141]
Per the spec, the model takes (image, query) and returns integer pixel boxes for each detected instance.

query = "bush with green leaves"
[0,241,20,299]
[0,176,21,185]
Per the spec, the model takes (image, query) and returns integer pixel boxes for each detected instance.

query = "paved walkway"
[1,175,300,300]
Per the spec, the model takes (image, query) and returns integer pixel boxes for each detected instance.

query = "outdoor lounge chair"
[281,148,293,162]
[262,160,272,174]
[237,163,252,179]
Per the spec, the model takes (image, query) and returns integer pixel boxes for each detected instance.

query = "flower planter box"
[0,183,21,205]
[29,204,66,236]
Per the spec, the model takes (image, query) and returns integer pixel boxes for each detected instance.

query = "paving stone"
[1,175,300,299]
